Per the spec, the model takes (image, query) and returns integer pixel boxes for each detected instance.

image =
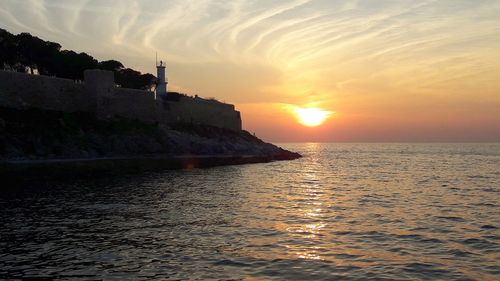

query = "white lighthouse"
[156,60,167,98]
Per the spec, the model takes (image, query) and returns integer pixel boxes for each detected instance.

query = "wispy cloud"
[1,0,499,137]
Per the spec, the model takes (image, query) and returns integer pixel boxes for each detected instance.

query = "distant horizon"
[1,0,499,142]
[274,141,500,144]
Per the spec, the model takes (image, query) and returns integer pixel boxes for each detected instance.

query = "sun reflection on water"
[285,144,330,261]
[227,143,500,280]
[3,144,499,279]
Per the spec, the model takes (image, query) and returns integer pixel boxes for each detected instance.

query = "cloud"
[1,0,499,119]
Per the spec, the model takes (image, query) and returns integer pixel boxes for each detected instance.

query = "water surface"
[1,143,499,280]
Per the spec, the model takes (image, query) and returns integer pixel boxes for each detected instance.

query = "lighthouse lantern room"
[156,60,167,98]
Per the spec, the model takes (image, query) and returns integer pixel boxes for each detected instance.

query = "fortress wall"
[161,96,242,131]
[0,70,91,112]
[84,69,113,119]
[111,88,156,122]
[0,69,242,131]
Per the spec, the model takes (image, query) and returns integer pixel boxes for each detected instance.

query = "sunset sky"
[1,0,499,142]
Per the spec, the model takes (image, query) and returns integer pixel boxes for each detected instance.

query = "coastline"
[0,107,301,181]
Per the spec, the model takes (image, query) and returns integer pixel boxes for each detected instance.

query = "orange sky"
[1,0,499,141]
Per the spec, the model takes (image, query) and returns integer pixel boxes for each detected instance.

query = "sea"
[1,143,499,280]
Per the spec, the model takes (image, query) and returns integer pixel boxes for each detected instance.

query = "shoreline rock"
[0,107,301,180]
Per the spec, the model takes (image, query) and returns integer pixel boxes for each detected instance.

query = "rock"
[0,108,301,162]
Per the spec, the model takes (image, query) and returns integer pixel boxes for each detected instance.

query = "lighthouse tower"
[156,60,167,98]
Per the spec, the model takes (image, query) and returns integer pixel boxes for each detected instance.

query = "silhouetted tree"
[98,60,124,72]
[0,29,17,69]
[52,50,98,80]
[0,28,156,89]
[16,32,43,74]
[33,41,62,75]
[139,73,157,90]
[115,68,140,88]
[116,68,155,89]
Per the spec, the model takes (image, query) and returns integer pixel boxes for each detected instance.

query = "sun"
[293,107,333,127]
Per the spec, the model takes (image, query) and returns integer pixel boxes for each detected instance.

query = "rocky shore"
[0,107,300,179]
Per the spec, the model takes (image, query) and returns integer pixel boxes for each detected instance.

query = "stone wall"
[112,88,156,122]
[0,70,242,131]
[84,70,114,119]
[160,96,241,131]
[0,70,90,112]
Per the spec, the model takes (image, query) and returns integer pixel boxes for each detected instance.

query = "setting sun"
[293,107,333,127]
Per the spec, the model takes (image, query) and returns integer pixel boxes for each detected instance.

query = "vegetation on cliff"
[0,29,155,90]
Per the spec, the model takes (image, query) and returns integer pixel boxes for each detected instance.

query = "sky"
[1,0,500,142]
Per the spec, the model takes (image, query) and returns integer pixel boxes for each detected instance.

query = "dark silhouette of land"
[0,107,300,182]
[0,28,301,179]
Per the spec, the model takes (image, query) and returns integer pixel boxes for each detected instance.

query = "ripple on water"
[1,143,499,280]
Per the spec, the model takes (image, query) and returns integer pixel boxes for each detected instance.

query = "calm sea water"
[1,143,499,280]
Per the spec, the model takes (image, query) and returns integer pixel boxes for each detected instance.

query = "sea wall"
[0,70,242,131]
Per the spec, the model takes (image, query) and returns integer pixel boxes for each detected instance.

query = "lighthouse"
[156,60,167,98]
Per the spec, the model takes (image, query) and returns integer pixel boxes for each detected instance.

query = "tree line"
[0,29,156,90]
